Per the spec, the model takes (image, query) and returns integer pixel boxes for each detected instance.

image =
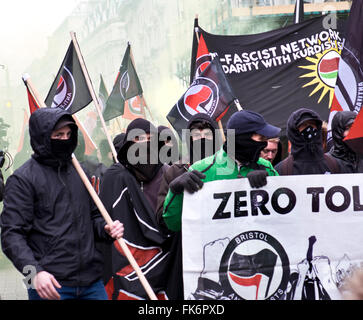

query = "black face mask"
[189,138,214,164]
[225,133,267,164]
[128,141,161,182]
[300,126,318,142]
[51,139,74,161]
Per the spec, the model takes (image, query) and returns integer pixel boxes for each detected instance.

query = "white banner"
[182,174,363,300]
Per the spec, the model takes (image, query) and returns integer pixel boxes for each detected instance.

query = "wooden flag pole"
[70,31,118,163]
[22,74,156,299]
[194,14,200,43]
[71,154,158,300]
[22,74,47,108]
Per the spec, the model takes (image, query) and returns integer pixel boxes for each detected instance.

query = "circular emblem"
[51,66,75,110]
[128,96,143,115]
[177,77,219,121]
[120,70,130,100]
[219,231,290,300]
[317,50,340,88]
[195,55,211,78]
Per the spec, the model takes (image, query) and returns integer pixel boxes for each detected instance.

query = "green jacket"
[162,147,279,231]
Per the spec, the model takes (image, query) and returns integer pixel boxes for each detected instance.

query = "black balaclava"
[223,133,267,166]
[287,108,323,160]
[186,113,219,164]
[50,117,78,163]
[118,118,162,183]
[330,111,357,163]
[157,125,179,164]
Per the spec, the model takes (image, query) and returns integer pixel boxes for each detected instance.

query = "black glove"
[246,170,268,188]
[169,170,206,194]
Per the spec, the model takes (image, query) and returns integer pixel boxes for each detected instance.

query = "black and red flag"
[99,164,172,300]
[122,95,146,121]
[167,57,236,137]
[103,43,143,122]
[343,110,363,154]
[191,16,346,131]
[23,79,40,114]
[45,41,92,114]
[328,0,363,148]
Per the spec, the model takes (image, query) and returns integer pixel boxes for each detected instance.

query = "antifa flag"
[99,165,172,300]
[192,16,346,131]
[328,0,363,147]
[45,41,92,114]
[193,34,212,81]
[343,110,363,155]
[168,57,236,137]
[98,74,109,112]
[103,43,143,122]
[23,80,40,114]
[122,95,145,121]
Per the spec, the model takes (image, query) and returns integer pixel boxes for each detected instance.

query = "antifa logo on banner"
[120,71,130,101]
[194,34,212,80]
[193,16,346,130]
[50,66,76,110]
[335,47,363,113]
[195,55,212,79]
[219,231,290,300]
[181,77,219,118]
[332,0,363,114]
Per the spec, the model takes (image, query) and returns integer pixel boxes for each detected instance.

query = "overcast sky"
[0,0,81,84]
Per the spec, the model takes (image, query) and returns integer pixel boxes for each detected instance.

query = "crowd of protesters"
[0,106,363,300]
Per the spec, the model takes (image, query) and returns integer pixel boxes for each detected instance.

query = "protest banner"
[182,174,363,300]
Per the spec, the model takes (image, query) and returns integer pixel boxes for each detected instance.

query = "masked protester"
[157,125,179,165]
[98,118,172,300]
[0,108,124,300]
[154,113,220,300]
[275,108,341,175]
[327,111,363,173]
[162,110,280,233]
[161,110,279,300]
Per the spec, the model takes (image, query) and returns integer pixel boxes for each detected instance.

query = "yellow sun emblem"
[299,40,342,108]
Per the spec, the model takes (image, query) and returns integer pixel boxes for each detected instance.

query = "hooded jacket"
[275,108,337,175]
[117,118,169,212]
[0,108,111,287]
[328,111,359,173]
[156,113,220,226]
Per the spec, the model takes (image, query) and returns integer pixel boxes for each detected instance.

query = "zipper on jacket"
[141,181,144,192]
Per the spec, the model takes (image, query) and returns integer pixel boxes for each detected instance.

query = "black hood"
[29,108,78,166]
[286,108,323,160]
[187,113,218,131]
[185,113,220,164]
[117,118,157,164]
[330,111,357,162]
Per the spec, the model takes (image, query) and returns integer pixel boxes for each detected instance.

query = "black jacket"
[328,111,360,173]
[275,108,335,175]
[0,108,111,286]
[99,163,172,299]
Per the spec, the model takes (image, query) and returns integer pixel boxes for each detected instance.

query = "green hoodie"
[162,147,278,231]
